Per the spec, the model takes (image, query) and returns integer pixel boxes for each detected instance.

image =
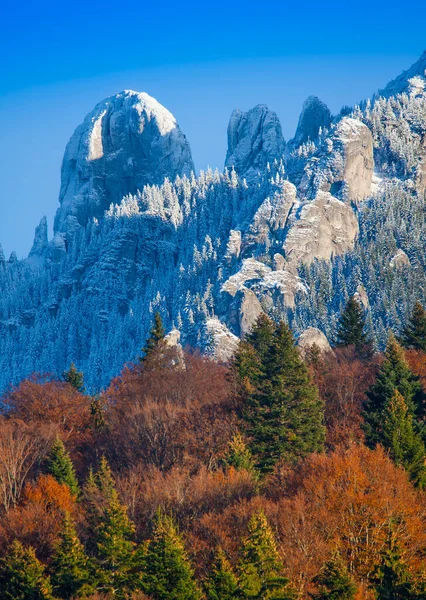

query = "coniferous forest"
[2,301,426,599]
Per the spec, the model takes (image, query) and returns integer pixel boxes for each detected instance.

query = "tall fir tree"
[204,547,239,600]
[233,315,275,395]
[380,390,426,489]
[373,529,417,600]
[401,301,426,352]
[142,511,202,600]
[241,320,325,472]
[311,551,357,600]
[334,296,372,356]
[47,437,80,497]
[63,362,85,393]
[94,490,136,597]
[238,511,294,600]
[50,512,94,599]
[364,334,425,447]
[141,312,166,363]
[0,540,53,600]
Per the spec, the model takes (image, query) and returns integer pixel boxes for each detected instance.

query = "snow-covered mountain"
[1,53,426,390]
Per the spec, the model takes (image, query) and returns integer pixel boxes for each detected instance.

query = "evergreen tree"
[243,321,325,472]
[95,455,116,499]
[373,529,417,600]
[381,390,426,488]
[47,437,79,497]
[90,395,106,431]
[50,512,94,599]
[0,540,53,600]
[94,490,136,597]
[223,432,257,475]
[364,334,425,446]
[141,312,166,362]
[311,551,357,600]
[334,296,372,356]
[63,362,85,392]
[401,301,426,352]
[238,511,294,599]
[245,314,276,361]
[205,547,239,600]
[142,511,202,600]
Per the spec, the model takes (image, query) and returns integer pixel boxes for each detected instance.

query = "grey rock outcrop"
[294,96,332,144]
[225,105,286,180]
[29,216,48,257]
[238,289,263,337]
[206,317,239,362]
[300,117,374,204]
[54,91,194,233]
[284,191,359,265]
[297,327,332,357]
[390,249,410,269]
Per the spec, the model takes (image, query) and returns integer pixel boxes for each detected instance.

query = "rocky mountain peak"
[225,104,286,180]
[29,216,48,258]
[293,95,332,144]
[54,90,194,234]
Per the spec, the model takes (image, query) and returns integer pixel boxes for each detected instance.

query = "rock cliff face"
[284,191,359,265]
[225,105,286,180]
[54,91,194,233]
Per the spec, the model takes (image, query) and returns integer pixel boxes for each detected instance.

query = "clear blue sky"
[1,0,425,257]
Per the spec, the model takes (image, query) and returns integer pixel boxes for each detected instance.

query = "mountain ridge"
[1,53,426,391]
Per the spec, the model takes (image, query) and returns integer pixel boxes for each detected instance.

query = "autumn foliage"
[1,315,426,599]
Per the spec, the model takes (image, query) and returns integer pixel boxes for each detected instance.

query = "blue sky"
[1,0,425,257]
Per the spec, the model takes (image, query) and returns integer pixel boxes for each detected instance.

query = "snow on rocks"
[55,91,194,233]
[390,249,410,269]
[225,105,286,181]
[206,317,239,362]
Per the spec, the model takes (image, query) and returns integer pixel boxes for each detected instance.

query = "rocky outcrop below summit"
[300,117,374,204]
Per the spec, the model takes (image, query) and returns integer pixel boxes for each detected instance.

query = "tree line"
[1,299,426,598]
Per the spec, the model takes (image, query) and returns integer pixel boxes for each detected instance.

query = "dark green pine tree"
[233,315,276,397]
[244,321,325,472]
[205,547,239,600]
[95,490,136,597]
[381,390,426,489]
[63,362,85,392]
[142,511,202,600]
[83,457,117,555]
[140,312,166,363]
[245,314,277,362]
[373,529,417,600]
[334,296,372,356]
[238,510,294,600]
[364,334,425,447]
[0,540,53,600]
[311,551,357,600]
[401,301,426,352]
[47,437,80,497]
[50,512,94,599]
